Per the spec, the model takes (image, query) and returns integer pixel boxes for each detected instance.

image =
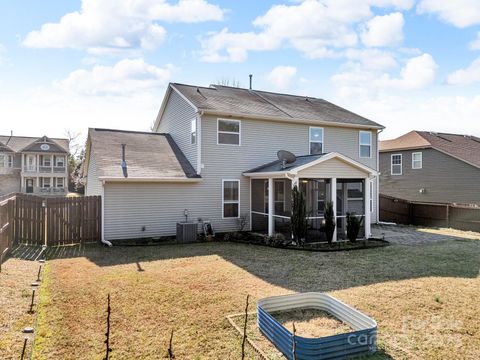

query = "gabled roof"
[156,83,383,130]
[87,128,200,181]
[380,130,480,168]
[243,152,377,177]
[0,135,69,153]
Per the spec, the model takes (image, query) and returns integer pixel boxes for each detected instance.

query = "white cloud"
[56,58,173,96]
[344,49,398,70]
[200,0,414,62]
[417,0,480,28]
[361,12,404,47]
[23,0,225,54]
[469,32,480,50]
[267,66,297,90]
[447,58,480,86]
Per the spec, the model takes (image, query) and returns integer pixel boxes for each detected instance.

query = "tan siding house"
[85,83,384,242]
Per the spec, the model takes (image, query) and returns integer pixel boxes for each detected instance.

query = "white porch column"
[268,177,274,236]
[331,177,337,242]
[365,177,371,239]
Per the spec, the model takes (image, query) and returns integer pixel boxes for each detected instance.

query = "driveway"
[372,223,480,245]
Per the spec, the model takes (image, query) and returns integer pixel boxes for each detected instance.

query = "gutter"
[100,177,202,183]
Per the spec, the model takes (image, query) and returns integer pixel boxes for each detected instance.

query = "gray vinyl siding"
[157,90,198,170]
[297,158,369,178]
[85,149,103,196]
[379,148,480,205]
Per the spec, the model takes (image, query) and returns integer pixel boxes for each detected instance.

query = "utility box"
[176,222,198,243]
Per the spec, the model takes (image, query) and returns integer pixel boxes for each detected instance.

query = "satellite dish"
[277,150,296,165]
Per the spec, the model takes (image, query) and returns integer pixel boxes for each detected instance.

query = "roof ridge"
[92,128,167,136]
[250,90,294,118]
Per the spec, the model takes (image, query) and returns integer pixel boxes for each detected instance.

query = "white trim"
[217,118,241,146]
[369,180,374,213]
[365,177,371,238]
[201,109,384,130]
[309,126,324,155]
[359,130,372,158]
[196,112,202,174]
[190,117,197,145]
[390,153,402,175]
[268,178,274,236]
[331,177,337,242]
[99,177,202,183]
[412,151,422,169]
[249,178,252,231]
[222,179,240,219]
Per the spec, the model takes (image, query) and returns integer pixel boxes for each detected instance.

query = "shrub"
[324,201,336,244]
[291,185,307,245]
[346,213,363,243]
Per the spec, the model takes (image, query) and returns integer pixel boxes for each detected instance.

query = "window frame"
[41,177,51,188]
[190,118,197,145]
[217,118,241,146]
[0,154,11,168]
[55,177,64,188]
[222,179,240,219]
[54,155,65,167]
[391,154,402,175]
[359,130,372,158]
[309,126,324,155]
[412,152,422,169]
[42,155,51,167]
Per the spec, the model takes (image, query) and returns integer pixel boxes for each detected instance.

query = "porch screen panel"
[251,179,267,233]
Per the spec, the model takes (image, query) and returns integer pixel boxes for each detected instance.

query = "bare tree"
[216,78,241,88]
[64,129,86,194]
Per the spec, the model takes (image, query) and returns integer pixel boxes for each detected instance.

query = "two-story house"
[84,83,384,242]
[379,130,480,205]
[0,135,69,196]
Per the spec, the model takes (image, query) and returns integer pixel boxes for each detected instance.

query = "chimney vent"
[249,74,253,90]
[121,144,128,178]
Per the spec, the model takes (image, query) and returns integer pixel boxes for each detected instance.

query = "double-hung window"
[0,154,10,167]
[359,131,372,158]
[55,177,64,188]
[190,118,197,145]
[391,154,402,175]
[222,180,240,218]
[309,127,324,154]
[218,119,240,145]
[41,178,51,188]
[412,152,422,169]
[55,156,65,167]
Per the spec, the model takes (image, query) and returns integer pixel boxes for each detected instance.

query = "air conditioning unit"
[176,222,198,243]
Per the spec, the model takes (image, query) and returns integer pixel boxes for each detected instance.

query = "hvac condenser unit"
[176,222,198,243]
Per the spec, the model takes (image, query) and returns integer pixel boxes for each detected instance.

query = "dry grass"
[0,258,41,359]
[31,233,479,359]
[271,309,352,338]
[417,227,480,240]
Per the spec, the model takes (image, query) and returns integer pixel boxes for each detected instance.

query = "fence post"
[446,205,450,228]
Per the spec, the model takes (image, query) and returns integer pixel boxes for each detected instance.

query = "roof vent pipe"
[121,144,128,178]
[249,74,253,90]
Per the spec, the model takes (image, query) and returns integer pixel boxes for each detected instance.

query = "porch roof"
[243,152,378,177]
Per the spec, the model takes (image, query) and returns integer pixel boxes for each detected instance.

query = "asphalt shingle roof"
[244,154,325,174]
[88,128,199,179]
[0,135,69,153]
[172,83,383,128]
[380,130,480,168]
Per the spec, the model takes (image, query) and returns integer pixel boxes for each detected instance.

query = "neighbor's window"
[41,177,51,188]
[42,155,51,166]
[218,119,240,145]
[309,127,324,154]
[191,118,197,145]
[55,177,64,188]
[412,152,422,169]
[359,131,372,158]
[55,156,65,167]
[391,154,402,175]
[223,180,240,218]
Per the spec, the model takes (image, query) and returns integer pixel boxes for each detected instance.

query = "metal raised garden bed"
[257,293,377,360]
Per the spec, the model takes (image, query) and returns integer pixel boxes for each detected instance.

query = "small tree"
[291,185,307,245]
[324,201,336,244]
[346,212,363,243]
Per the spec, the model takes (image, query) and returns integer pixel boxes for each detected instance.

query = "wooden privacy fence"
[380,194,480,232]
[0,193,101,253]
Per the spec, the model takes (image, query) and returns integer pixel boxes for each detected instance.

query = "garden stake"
[168,329,175,359]
[29,289,36,313]
[104,294,112,360]
[20,337,28,360]
[37,265,42,282]
[292,323,297,360]
[241,294,250,360]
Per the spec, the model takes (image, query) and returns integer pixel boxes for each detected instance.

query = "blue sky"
[0,0,479,142]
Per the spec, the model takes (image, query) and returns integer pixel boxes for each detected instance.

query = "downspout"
[376,128,384,223]
[196,110,204,175]
[100,179,113,247]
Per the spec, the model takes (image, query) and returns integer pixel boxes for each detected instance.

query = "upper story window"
[218,119,240,145]
[309,127,324,155]
[412,152,422,169]
[391,154,402,175]
[41,155,51,166]
[54,177,64,188]
[222,179,240,218]
[0,154,13,168]
[359,131,372,158]
[191,118,197,145]
[54,155,65,167]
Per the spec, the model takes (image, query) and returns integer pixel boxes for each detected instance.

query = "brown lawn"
[0,258,41,360]
[31,235,479,359]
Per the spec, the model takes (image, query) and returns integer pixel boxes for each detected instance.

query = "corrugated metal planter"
[257,293,377,360]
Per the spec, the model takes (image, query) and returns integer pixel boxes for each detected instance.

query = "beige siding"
[380,148,480,205]
[85,149,103,196]
[297,158,369,178]
[157,90,198,170]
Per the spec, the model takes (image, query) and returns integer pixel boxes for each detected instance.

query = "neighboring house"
[84,83,384,242]
[379,130,480,205]
[0,135,69,196]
